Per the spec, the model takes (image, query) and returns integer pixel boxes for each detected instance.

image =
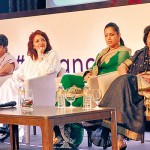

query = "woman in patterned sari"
[97,25,150,150]
[54,22,131,149]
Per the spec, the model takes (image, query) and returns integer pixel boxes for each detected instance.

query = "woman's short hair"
[27,30,52,60]
[143,25,150,45]
[0,34,8,47]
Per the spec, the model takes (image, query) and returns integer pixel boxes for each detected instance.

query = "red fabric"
[111,0,117,5]
[128,0,142,4]
[111,0,142,5]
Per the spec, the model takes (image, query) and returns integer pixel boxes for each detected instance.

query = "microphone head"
[11,101,17,106]
[0,101,17,108]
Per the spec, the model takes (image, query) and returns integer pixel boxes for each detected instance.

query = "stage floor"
[0,126,150,150]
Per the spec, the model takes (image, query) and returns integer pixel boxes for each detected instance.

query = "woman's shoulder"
[135,47,146,53]
[23,55,32,64]
[3,52,15,59]
[133,46,147,57]
[119,46,131,52]
[101,47,109,52]
[46,49,58,56]
[100,47,109,54]
[44,50,60,60]
[2,52,18,64]
[118,46,132,55]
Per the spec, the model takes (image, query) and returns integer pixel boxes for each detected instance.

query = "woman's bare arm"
[117,59,132,75]
[0,63,15,76]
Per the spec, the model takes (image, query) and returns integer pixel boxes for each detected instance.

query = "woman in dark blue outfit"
[93,25,150,150]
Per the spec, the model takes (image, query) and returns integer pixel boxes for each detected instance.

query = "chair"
[88,71,119,97]
[24,67,66,144]
[85,71,119,147]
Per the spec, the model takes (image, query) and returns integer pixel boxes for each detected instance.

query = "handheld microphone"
[0,101,16,108]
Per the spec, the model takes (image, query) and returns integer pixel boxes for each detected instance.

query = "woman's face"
[33,34,47,54]
[147,31,150,49]
[104,27,120,49]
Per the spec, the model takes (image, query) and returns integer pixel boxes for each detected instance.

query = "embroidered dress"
[62,46,131,107]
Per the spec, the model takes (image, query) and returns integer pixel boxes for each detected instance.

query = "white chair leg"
[25,126,30,144]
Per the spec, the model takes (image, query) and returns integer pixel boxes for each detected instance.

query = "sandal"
[117,139,127,150]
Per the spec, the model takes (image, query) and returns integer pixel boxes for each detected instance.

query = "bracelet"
[122,62,128,68]
[123,59,132,66]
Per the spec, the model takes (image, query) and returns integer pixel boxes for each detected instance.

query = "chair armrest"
[57,67,66,77]
[88,71,119,97]
[24,72,57,106]
[0,74,12,86]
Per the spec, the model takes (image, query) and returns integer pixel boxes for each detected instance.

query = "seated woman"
[0,30,61,142]
[97,25,150,150]
[0,34,18,76]
[0,30,61,103]
[0,34,18,141]
[54,22,131,149]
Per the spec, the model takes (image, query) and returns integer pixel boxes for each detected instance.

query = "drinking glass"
[21,89,34,112]
[92,89,102,109]
[65,89,76,108]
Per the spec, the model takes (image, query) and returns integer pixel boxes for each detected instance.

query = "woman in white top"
[0,30,61,103]
[0,30,61,142]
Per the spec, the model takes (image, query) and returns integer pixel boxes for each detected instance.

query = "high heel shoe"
[117,139,127,150]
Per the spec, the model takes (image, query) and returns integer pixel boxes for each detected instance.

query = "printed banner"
[0,3,149,73]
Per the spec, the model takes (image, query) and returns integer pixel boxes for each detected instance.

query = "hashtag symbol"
[17,55,25,64]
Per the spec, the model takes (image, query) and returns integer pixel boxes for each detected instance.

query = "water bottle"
[18,83,25,107]
[56,83,65,108]
[83,83,92,109]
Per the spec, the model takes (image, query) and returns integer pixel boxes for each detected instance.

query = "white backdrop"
[0,3,149,73]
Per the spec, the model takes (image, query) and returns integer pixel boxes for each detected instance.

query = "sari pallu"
[90,74,144,148]
[100,75,145,139]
